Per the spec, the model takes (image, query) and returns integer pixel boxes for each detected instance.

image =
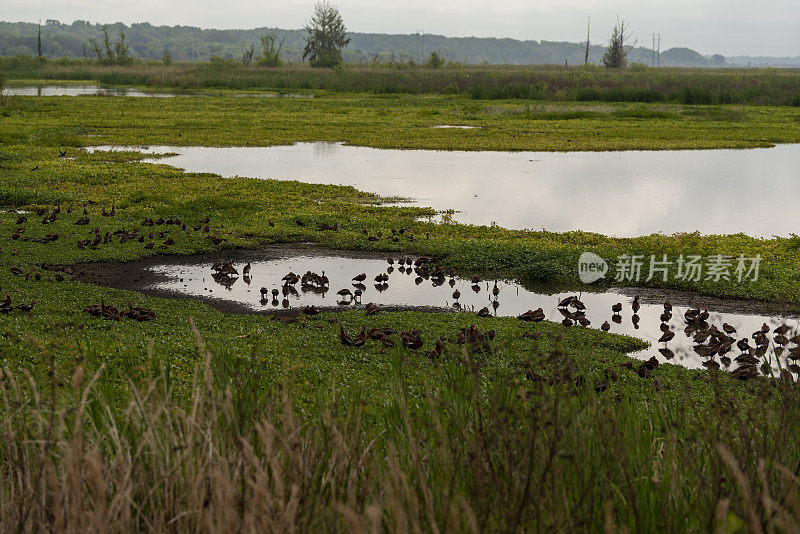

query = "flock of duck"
[204,257,799,381]
[3,202,796,381]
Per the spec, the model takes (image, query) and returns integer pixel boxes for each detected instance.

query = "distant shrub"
[471,83,546,100]
[426,51,444,69]
[575,87,663,103]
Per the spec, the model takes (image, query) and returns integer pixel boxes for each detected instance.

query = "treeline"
[0,20,726,67]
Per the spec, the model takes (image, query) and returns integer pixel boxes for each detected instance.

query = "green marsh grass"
[5,58,800,106]
[1,72,800,531]
[2,321,800,531]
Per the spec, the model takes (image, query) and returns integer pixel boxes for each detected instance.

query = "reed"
[4,57,800,105]
[2,320,800,532]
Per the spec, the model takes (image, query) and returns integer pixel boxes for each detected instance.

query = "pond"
[91,142,800,237]
[2,84,313,98]
[77,247,800,376]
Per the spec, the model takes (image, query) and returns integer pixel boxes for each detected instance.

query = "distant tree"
[602,19,635,71]
[303,1,350,68]
[711,54,726,66]
[162,49,173,66]
[426,51,444,68]
[114,33,132,65]
[88,27,133,66]
[242,44,256,66]
[257,33,284,67]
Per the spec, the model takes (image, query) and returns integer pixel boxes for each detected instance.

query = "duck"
[352,273,367,283]
[632,296,640,313]
[601,321,610,332]
[337,288,353,299]
[611,303,623,314]
[242,263,251,275]
[452,289,460,300]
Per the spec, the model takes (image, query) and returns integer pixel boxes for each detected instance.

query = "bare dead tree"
[37,20,42,57]
[584,17,590,66]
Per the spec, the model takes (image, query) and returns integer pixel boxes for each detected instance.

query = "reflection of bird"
[658,330,675,343]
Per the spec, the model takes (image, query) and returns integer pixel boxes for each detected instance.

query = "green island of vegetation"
[3,40,800,529]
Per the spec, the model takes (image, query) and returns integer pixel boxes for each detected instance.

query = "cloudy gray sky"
[4,0,800,57]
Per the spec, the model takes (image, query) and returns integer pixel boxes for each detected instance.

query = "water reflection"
[148,253,799,373]
[91,142,799,237]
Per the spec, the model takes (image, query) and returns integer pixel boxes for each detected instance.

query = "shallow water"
[147,252,798,373]
[92,142,800,237]
[4,85,184,97]
[3,85,312,98]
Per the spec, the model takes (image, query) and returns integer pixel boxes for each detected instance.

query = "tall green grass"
[4,57,800,105]
[2,319,800,531]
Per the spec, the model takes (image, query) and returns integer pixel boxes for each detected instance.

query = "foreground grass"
[2,323,798,531]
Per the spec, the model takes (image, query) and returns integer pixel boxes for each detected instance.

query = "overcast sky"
[5,0,800,57]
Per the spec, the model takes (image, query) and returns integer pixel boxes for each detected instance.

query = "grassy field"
[2,88,800,530]
[5,56,800,106]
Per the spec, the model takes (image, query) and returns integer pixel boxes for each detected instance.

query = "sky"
[5,0,800,57]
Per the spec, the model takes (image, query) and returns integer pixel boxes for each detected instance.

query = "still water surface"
[3,84,312,98]
[94,142,799,237]
[148,252,797,373]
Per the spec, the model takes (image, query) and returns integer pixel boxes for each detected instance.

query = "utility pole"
[657,33,661,67]
[652,33,655,66]
[37,20,42,57]
[584,17,590,66]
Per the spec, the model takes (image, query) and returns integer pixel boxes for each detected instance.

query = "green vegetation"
[1,89,800,529]
[303,1,350,68]
[2,93,800,305]
[87,26,133,66]
[257,33,283,67]
[3,321,800,531]
[5,59,800,106]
